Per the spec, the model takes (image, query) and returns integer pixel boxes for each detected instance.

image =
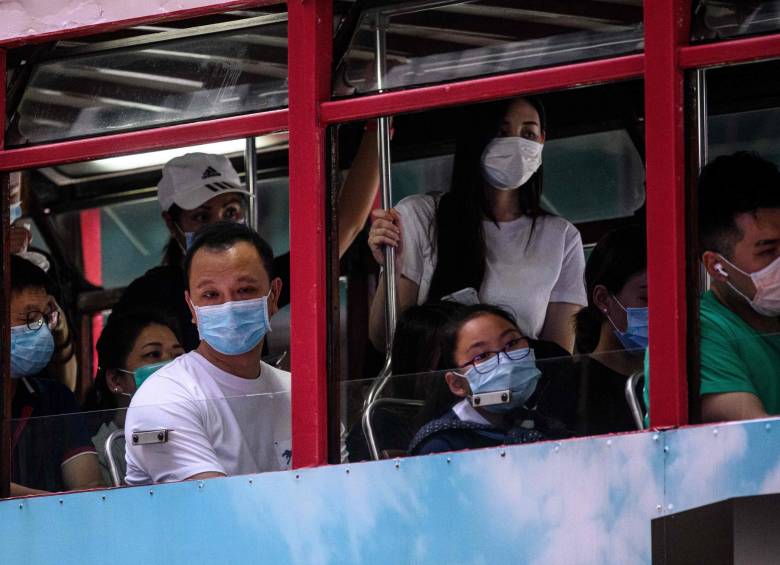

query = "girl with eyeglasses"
[409,303,575,456]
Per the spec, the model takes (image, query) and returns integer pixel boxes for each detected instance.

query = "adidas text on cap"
[157,152,250,212]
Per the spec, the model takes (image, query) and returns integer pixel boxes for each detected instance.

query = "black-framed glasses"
[20,310,59,331]
[459,337,530,375]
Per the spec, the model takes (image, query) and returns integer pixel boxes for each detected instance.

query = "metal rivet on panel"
[663,446,669,453]
[606,439,612,446]
[766,423,772,431]
[500,450,506,458]
[652,434,659,442]
[667,503,674,511]
[713,429,719,436]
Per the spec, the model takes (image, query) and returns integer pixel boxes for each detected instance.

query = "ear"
[444,371,470,398]
[267,277,282,317]
[702,251,729,282]
[592,284,611,315]
[185,290,197,325]
[106,370,123,393]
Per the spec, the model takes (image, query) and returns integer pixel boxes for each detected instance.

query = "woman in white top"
[368,96,587,353]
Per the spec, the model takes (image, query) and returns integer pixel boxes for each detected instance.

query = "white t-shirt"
[124,351,291,486]
[396,193,587,338]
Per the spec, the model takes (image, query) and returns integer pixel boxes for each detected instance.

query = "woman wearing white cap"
[115,130,381,351]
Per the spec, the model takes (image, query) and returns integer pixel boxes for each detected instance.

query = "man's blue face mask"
[607,296,648,352]
[192,292,273,355]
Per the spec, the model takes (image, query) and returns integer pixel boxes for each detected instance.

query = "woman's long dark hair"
[574,225,646,354]
[415,303,518,427]
[162,204,185,267]
[83,309,182,413]
[427,96,548,301]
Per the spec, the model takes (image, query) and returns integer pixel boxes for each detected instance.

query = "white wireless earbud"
[715,263,728,277]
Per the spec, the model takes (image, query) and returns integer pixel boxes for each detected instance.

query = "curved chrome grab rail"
[105,428,125,487]
[625,370,646,430]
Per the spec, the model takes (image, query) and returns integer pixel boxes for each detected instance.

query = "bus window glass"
[706,60,780,164]
[338,0,644,95]
[8,16,288,147]
[691,0,780,42]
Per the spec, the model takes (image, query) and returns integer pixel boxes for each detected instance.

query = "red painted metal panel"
[644,0,689,427]
[680,33,780,69]
[0,49,11,499]
[0,0,284,48]
[0,109,287,172]
[287,0,332,468]
[321,54,644,124]
[79,209,103,377]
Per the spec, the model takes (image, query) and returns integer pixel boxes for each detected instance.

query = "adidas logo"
[201,166,221,179]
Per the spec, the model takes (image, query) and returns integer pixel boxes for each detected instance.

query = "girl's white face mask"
[718,254,780,316]
[480,136,543,191]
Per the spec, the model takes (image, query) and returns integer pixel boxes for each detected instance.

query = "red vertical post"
[0,48,10,498]
[80,209,103,377]
[644,0,689,427]
[287,0,332,467]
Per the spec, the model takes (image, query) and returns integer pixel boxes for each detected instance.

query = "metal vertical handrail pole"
[244,137,259,230]
[362,14,397,460]
[695,68,710,291]
[376,15,398,351]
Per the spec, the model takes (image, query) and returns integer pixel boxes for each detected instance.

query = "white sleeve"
[395,195,435,287]
[548,223,587,306]
[124,378,225,485]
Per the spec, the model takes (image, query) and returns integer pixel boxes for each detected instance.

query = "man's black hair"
[11,254,53,294]
[183,221,275,289]
[699,151,780,257]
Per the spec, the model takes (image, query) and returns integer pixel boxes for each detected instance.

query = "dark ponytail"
[574,225,646,354]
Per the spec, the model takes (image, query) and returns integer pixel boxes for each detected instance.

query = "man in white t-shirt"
[124,222,291,485]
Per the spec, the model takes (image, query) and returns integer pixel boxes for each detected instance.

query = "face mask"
[718,255,780,317]
[193,293,272,355]
[607,296,648,351]
[174,223,196,252]
[10,202,22,224]
[11,324,55,378]
[118,361,171,391]
[460,349,541,414]
[480,136,543,191]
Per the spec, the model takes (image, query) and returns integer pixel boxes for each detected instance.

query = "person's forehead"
[11,286,48,308]
[736,208,780,240]
[504,99,540,125]
[190,241,269,282]
[196,192,245,210]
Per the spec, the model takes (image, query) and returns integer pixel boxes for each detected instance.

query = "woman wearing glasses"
[408,303,575,456]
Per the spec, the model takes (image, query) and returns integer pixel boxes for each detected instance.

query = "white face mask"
[480,136,543,191]
[718,254,780,316]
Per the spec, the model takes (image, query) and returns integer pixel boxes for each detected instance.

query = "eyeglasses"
[459,337,530,375]
[20,310,59,331]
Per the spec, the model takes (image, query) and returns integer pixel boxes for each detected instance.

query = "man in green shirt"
[698,152,780,422]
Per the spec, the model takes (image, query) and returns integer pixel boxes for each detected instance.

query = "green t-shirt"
[700,290,780,414]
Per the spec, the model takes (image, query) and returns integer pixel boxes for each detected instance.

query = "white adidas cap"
[157,152,250,212]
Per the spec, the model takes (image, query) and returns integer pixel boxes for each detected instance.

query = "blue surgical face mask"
[193,293,272,356]
[11,324,55,378]
[460,349,542,414]
[607,296,648,351]
[10,202,22,224]
[174,223,196,251]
